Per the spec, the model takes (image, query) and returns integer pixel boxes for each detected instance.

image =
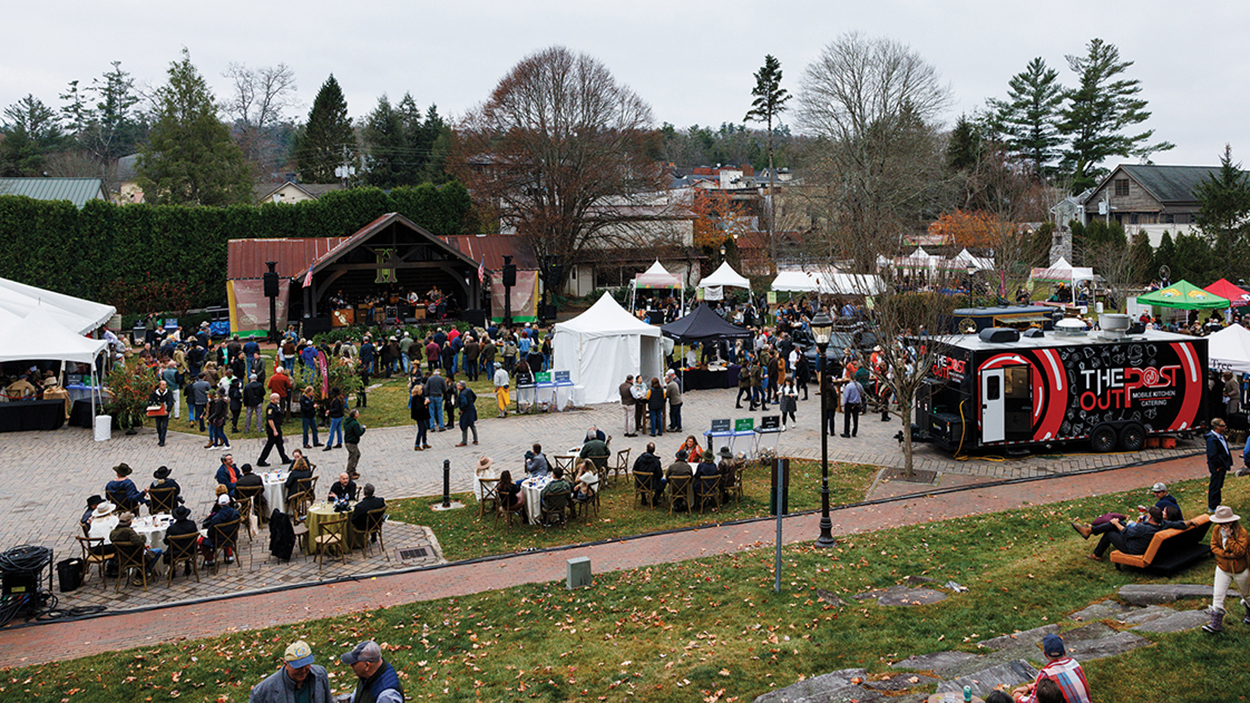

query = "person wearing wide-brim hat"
[104,463,148,510]
[163,504,199,571]
[81,494,104,529]
[1202,505,1250,633]
[149,465,182,504]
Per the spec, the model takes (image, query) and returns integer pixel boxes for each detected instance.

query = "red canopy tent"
[1204,278,1250,307]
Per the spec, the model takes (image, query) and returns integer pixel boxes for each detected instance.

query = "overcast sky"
[4,0,1246,166]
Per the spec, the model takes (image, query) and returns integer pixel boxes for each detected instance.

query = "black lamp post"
[811,311,836,548]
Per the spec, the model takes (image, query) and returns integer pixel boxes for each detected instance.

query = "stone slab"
[1131,609,1211,633]
[1061,624,1152,662]
[891,651,983,677]
[1115,604,1176,625]
[1069,600,1135,622]
[936,660,1038,698]
[864,673,939,691]
[753,668,878,703]
[977,624,1058,651]
[815,587,847,607]
[1118,583,1211,606]
[854,584,947,606]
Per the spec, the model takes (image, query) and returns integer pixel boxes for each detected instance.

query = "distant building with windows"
[1082,164,1221,245]
[0,177,107,209]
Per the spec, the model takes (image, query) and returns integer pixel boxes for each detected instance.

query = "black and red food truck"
[915,325,1208,454]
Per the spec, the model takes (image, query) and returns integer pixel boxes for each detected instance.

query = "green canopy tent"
[1135,280,1229,310]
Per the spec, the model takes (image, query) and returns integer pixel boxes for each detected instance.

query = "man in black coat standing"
[242,374,266,434]
[257,393,291,467]
[1206,417,1233,513]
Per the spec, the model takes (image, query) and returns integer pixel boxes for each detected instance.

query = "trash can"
[94,414,111,442]
[57,558,83,592]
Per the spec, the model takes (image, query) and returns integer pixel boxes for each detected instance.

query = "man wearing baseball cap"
[1149,482,1182,518]
[1009,633,1091,703]
[340,640,404,703]
[248,639,332,703]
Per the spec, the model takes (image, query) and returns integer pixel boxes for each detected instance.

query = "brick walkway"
[0,447,1211,669]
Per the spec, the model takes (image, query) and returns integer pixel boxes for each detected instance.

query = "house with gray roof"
[1082,164,1221,245]
[0,177,107,209]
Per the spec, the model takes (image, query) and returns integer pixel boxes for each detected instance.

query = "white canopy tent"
[952,248,994,271]
[0,310,109,418]
[553,293,664,405]
[628,260,685,315]
[1208,324,1250,375]
[0,276,116,335]
[1029,257,1102,286]
[697,261,751,301]
[771,270,884,296]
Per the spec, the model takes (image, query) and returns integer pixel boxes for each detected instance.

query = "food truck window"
[986,374,1000,401]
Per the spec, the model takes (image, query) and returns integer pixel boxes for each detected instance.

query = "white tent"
[771,270,884,296]
[632,260,683,289]
[1029,257,1102,286]
[1209,324,1250,375]
[952,248,994,271]
[697,261,750,301]
[0,277,116,335]
[553,293,664,405]
[0,311,107,364]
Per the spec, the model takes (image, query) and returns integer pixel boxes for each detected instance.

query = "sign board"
[554,370,571,383]
[709,418,731,433]
[696,287,705,300]
[734,417,755,432]
[534,371,552,383]
[759,415,780,430]
[767,291,778,304]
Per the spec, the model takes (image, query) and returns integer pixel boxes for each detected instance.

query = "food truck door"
[981,368,1005,443]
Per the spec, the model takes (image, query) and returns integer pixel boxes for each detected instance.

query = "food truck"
[915,318,1208,454]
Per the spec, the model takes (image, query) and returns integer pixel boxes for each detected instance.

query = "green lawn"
[390,460,881,561]
[6,477,1247,702]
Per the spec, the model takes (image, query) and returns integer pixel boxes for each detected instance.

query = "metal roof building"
[0,178,107,209]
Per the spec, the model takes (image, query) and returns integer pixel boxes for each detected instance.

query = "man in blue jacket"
[1207,418,1232,513]
[340,640,404,703]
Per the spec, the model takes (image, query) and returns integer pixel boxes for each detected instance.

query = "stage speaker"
[461,309,487,327]
[302,316,332,336]
[502,263,516,287]
[263,271,280,298]
[540,304,557,320]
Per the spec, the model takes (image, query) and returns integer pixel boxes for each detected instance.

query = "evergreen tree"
[0,95,65,176]
[137,49,252,206]
[361,95,407,188]
[296,75,355,183]
[987,57,1064,177]
[1173,232,1218,284]
[1195,144,1250,241]
[417,105,451,184]
[1058,38,1173,193]
[744,54,790,264]
[945,114,983,172]
[1129,232,1154,283]
[1153,230,1175,283]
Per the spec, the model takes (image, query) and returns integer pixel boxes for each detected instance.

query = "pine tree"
[744,54,790,265]
[945,114,983,172]
[0,95,65,176]
[1129,232,1154,283]
[1058,39,1173,192]
[361,95,407,188]
[987,57,1064,178]
[296,75,355,183]
[1153,231,1175,283]
[137,49,252,206]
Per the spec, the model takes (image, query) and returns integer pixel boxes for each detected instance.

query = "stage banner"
[227,279,291,337]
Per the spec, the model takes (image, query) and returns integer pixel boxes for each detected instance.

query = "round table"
[132,514,173,549]
[262,471,287,515]
[521,476,552,525]
[305,502,361,553]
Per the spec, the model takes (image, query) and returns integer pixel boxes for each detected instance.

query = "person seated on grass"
[1010,634,1091,703]
[572,459,600,502]
[676,435,702,464]
[525,443,549,477]
[695,452,720,498]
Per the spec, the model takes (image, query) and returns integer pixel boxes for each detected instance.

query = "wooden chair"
[539,488,571,527]
[668,475,693,514]
[113,541,149,592]
[294,476,318,504]
[107,489,142,517]
[694,474,721,512]
[76,535,113,590]
[585,453,611,478]
[361,507,387,559]
[552,455,576,474]
[497,498,526,528]
[610,448,632,487]
[147,487,178,516]
[727,462,745,504]
[633,471,656,508]
[286,490,311,521]
[315,516,349,567]
[478,477,500,518]
[572,484,599,522]
[234,485,264,541]
[207,518,242,574]
[165,531,200,586]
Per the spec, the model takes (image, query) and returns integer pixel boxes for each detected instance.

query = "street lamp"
[810,311,836,548]
[720,243,727,266]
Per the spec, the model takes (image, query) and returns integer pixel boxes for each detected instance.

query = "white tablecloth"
[133,514,173,549]
[263,471,287,514]
[521,475,552,524]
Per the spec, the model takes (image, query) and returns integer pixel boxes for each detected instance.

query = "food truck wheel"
[1117,423,1145,452]
[1089,425,1117,453]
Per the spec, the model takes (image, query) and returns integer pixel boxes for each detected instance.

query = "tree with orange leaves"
[690,190,754,250]
[927,209,1002,248]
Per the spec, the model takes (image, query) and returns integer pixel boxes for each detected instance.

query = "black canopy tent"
[660,304,752,391]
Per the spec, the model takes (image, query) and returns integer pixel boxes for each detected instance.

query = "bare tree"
[797,32,952,272]
[222,63,297,177]
[452,46,668,287]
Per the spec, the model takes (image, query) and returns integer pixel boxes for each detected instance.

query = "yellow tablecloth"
[305,503,363,553]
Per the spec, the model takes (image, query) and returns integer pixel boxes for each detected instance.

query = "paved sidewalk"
[0,450,1211,669]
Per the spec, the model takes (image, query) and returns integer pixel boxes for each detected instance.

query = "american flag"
[302,267,313,288]
[477,258,485,284]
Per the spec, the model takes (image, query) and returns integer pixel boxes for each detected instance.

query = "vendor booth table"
[683,365,740,390]
[0,399,66,432]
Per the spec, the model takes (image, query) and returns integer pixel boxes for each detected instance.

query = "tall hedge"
[0,182,472,313]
